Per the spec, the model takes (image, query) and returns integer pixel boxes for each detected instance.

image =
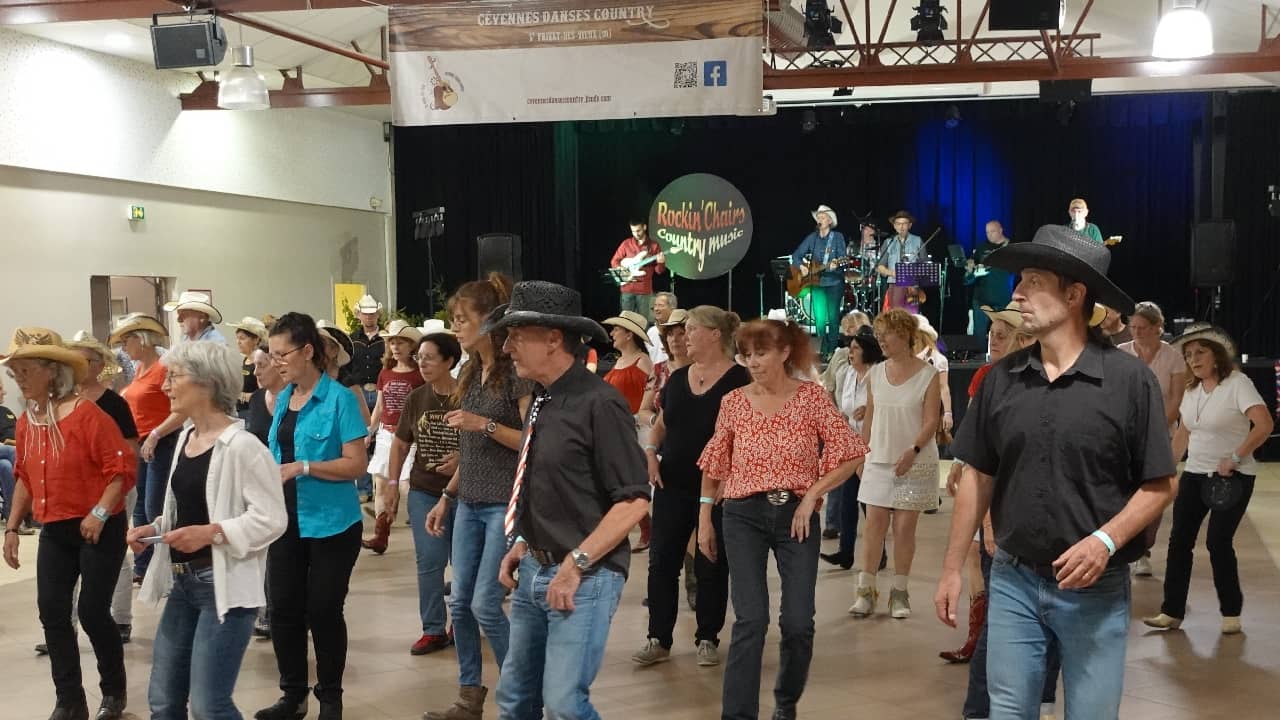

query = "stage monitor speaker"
[1190,220,1235,287]
[1039,79,1092,103]
[151,19,227,69]
[943,334,989,364]
[477,233,522,281]
[990,0,1063,30]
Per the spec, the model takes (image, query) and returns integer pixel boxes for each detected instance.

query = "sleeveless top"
[867,361,937,464]
[604,362,648,414]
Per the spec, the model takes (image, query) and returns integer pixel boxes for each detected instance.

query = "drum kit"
[772,215,892,327]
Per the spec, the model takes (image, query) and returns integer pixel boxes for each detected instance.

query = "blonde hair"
[684,305,741,358]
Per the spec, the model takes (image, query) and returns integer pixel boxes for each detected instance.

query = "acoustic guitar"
[428,57,458,110]
[786,258,857,298]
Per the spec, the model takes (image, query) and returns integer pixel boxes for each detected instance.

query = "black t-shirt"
[170,438,214,563]
[658,364,750,494]
[972,240,1014,305]
[278,409,300,530]
[0,404,16,444]
[344,329,385,387]
[238,358,259,412]
[95,390,139,441]
[245,389,273,446]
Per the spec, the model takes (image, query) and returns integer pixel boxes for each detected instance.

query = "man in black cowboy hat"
[486,281,651,719]
[876,210,926,311]
[936,224,1176,719]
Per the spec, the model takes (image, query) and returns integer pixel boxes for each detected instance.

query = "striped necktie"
[504,392,550,540]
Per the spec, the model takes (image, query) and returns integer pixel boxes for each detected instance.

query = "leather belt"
[765,489,797,506]
[1008,555,1059,581]
[527,548,558,567]
[172,556,213,575]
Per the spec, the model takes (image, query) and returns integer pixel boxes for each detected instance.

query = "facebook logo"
[703,60,728,87]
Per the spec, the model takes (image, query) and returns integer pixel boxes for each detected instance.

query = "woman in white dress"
[851,309,941,620]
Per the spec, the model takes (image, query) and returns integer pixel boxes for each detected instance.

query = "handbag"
[1201,472,1244,511]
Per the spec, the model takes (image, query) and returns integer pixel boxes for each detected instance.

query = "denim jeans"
[1162,470,1256,618]
[822,486,841,531]
[495,555,624,720]
[408,489,454,634]
[646,488,728,649]
[149,566,258,720]
[450,501,511,688]
[134,431,178,576]
[721,495,820,720]
[111,488,138,625]
[835,473,864,557]
[0,444,15,520]
[987,548,1129,720]
[356,389,378,498]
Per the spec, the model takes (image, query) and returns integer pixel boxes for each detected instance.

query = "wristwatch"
[484,419,498,436]
[90,506,109,522]
[570,548,591,571]
[212,530,226,546]
[910,445,921,455]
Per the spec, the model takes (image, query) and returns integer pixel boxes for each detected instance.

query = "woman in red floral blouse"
[698,318,866,720]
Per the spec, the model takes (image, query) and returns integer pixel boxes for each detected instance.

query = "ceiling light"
[1153,0,1213,59]
[217,45,270,111]
[104,33,133,50]
[911,0,949,47]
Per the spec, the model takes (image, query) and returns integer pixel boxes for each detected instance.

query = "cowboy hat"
[379,319,424,344]
[913,313,938,342]
[482,281,609,345]
[603,311,651,347]
[108,313,169,345]
[227,316,269,341]
[0,328,89,383]
[980,301,1024,330]
[66,331,120,370]
[660,309,690,327]
[355,294,383,314]
[811,204,838,228]
[419,318,454,336]
[1170,322,1237,360]
[1090,303,1111,328]
[888,210,916,225]
[163,291,223,324]
[315,320,353,367]
[984,224,1135,315]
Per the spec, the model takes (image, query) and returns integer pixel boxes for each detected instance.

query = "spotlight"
[801,108,817,133]
[1268,185,1280,218]
[804,0,843,49]
[944,104,961,129]
[911,0,949,46]
[832,87,854,97]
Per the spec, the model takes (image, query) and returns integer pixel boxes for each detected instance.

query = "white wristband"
[1091,529,1117,556]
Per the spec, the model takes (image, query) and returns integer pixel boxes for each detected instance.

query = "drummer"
[876,210,925,311]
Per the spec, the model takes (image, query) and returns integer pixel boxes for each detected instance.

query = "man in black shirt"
[344,294,386,407]
[486,281,651,719]
[937,225,1176,719]
[966,220,1013,336]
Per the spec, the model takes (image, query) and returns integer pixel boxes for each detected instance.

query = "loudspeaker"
[990,0,1063,30]
[1039,79,1092,103]
[151,19,227,69]
[1190,220,1235,287]
[477,233,522,281]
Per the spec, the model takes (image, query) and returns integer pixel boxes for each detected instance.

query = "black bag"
[1201,473,1244,511]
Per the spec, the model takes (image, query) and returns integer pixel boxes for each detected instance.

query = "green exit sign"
[128,205,145,221]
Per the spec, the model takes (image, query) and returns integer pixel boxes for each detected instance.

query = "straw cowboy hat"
[0,327,89,383]
[227,316,269,341]
[66,331,120,368]
[163,291,223,324]
[985,224,1135,315]
[379,319,424,344]
[1171,322,1237,359]
[482,281,609,345]
[355,294,383,314]
[315,320,353,367]
[889,210,916,225]
[811,204,838,228]
[602,311,651,347]
[419,318,454,335]
[980,302,1024,329]
[660,309,690,327]
[108,313,169,345]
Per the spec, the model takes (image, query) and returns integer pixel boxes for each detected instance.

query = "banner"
[649,173,752,280]
[390,0,763,125]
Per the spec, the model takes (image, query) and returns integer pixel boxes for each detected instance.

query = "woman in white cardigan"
[129,341,287,720]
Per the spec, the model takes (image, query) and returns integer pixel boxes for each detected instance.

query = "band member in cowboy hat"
[790,204,848,359]
[484,281,650,720]
[939,224,1175,719]
[877,210,926,311]
[163,291,227,345]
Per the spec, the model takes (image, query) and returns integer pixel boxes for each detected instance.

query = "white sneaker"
[631,638,670,666]
[1222,616,1243,635]
[696,640,720,666]
[848,585,878,617]
[889,588,911,619]
[1132,556,1153,577]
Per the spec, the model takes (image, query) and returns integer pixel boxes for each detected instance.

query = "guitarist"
[610,219,666,319]
[876,210,925,312]
[965,220,1014,336]
[790,204,847,358]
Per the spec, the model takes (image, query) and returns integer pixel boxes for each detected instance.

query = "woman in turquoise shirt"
[257,313,368,720]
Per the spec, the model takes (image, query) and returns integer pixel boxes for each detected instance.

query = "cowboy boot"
[939,591,987,663]
[424,685,487,720]
[362,511,391,555]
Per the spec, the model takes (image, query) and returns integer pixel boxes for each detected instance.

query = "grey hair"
[132,330,167,349]
[48,361,77,400]
[162,341,242,415]
[655,291,678,308]
[1131,301,1165,328]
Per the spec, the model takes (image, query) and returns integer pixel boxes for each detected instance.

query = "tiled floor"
[2,462,1279,719]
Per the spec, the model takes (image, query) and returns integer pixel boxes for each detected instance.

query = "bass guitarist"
[610,219,667,319]
[790,204,847,358]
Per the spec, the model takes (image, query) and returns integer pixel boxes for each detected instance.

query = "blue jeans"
[0,444,15,520]
[134,432,178,577]
[495,555,624,720]
[356,389,378,498]
[987,548,1129,720]
[408,490,454,634]
[450,501,511,687]
[149,566,258,719]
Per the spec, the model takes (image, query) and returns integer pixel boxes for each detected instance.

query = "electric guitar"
[605,248,673,286]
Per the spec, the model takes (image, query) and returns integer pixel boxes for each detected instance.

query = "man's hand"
[546,562,582,612]
[656,252,666,264]
[498,542,526,590]
[946,463,963,497]
[935,569,963,627]
[1052,534,1112,590]
[280,462,304,484]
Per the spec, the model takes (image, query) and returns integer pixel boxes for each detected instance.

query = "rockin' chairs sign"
[649,173,752,280]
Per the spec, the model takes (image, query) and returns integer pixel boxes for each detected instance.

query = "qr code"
[673,61,697,88]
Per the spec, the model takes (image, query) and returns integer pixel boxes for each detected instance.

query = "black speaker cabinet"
[151,19,227,69]
[1190,220,1235,287]
[1039,79,1092,104]
[990,0,1063,30]
[477,233,522,281]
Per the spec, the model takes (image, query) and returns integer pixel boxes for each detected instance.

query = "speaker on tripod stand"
[1190,220,1235,322]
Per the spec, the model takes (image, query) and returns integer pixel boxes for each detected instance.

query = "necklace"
[1195,384,1217,423]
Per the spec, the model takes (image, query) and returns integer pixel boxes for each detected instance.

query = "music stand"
[896,261,940,288]
[413,207,446,316]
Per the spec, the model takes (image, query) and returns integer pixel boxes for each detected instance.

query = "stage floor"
[3,462,1280,719]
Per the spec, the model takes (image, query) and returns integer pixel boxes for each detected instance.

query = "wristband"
[513,535,526,546]
[302,460,311,476]
[1230,452,1243,465]
[643,444,658,452]
[1091,529,1117,557]
[387,479,399,487]
[943,411,953,416]
[91,506,109,522]
[699,496,715,505]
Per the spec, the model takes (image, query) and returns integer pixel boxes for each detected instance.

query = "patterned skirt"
[857,455,940,512]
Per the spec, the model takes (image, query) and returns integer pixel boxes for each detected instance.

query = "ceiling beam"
[0,0,434,25]
[179,73,388,110]
[222,10,389,71]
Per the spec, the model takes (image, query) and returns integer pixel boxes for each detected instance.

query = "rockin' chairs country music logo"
[649,173,752,280]
[420,55,464,110]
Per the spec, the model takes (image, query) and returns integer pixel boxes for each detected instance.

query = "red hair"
[735,319,814,377]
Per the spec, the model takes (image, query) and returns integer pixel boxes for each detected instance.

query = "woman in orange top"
[698,318,866,720]
[2,328,135,720]
[602,310,654,550]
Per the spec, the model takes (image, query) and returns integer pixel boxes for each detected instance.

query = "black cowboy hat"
[481,281,610,345]
[888,210,916,224]
[984,224,1134,315]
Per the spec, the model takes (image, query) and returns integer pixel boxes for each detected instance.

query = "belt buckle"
[529,548,555,566]
[172,562,190,575]
[766,489,792,506]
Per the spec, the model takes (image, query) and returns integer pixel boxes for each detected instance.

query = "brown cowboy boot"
[939,591,987,663]
[362,511,391,554]
[423,685,487,720]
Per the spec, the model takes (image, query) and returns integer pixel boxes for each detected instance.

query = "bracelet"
[943,411,953,416]
[302,460,311,476]
[911,445,921,454]
[699,496,715,505]
[1091,529,1117,556]
[642,444,658,452]
[443,488,458,501]
[387,479,399,487]
[4,529,18,536]
[513,535,526,546]
[1230,451,1243,465]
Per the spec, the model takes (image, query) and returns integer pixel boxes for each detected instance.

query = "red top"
[604,363,648,414]
[122,361,170,437]
[967,363,994,399]
[698,382,868,499]
[652,361,671,411]
[610,236,667,295]
[16,401,136,524]
[377,367,427,430]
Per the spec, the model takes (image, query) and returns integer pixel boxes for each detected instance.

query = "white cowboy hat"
[766,308,789,323]
[379,319,424,343]
[811,204,838,228]
[602,310,651,346]
[315,320,353,367]
[163,291,223,324]
[355,294,383,314]
[1171,322,1237,360]
[227,316,269,341]
[108,312,169,345]
[914,313,938,342]
[419,318,453,335]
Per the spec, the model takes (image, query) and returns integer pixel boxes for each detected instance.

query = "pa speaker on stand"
[477,233,522,281]
[1190,219,1235,323]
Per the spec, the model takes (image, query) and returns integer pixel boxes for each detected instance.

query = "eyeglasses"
[270,346,303,364]
[6,366,46,380]
[161,370,189,386]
